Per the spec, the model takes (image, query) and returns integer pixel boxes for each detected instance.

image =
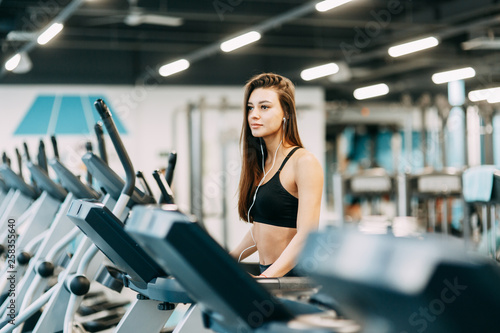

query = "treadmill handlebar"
[95,121,104,136]
[51,135,60,159]
[136,171,153,197]
[165,151,177,187]
[85,141,93,185]
[23,142,31,162]
[94,99,135,198]
[153,170,174,204]
[94,99,111,119]
[38,140,48,174]
[15,148,23,179]
[95,122,108,165]
[85,141,93,153]
[2,152,10,167]
[256,276,317,292]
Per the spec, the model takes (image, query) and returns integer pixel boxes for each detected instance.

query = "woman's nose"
[249,110,260,118]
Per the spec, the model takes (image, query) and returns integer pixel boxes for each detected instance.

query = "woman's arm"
[261,151,323,277]
[229,226,258,262]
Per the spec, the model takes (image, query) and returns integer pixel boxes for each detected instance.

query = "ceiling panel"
[1,0,500,102]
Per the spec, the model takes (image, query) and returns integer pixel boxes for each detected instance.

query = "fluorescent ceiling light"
[37,23,63,45]
[5,52,32,73]
[5,54,21,71]
[487,95,500,104]
[486,89,500,103]
[353,83,389,100]
[432,67,476,84]
[301,63,339,81]
[388,37,439,57]
[220,31,261,52]
[159,59,190,77]
[468,87,500,102]
[316,0,351,12]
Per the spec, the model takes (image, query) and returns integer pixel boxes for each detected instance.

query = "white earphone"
[237,115,287,262]
[238,137,283,262]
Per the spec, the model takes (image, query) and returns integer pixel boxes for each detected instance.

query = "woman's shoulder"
[291,147,317,160]
[291,147,322,171]
[290,147,323,187]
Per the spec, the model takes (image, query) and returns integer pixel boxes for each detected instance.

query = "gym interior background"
[1,0,500,255]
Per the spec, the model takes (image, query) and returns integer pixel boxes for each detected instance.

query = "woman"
[230,73,323,277]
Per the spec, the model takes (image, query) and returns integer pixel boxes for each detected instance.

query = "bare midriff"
[253,221,297,265]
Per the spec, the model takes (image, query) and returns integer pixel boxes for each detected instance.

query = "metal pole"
[491,205,497,259]
[482,205,490,257]
[421,106,428,168]
[464,106,471,167]
[462,199,471,250]
[441,198,448,235]
[428,199,436,232]
[438,112,446,169]
[220,97,229,249]
[483,112,494,165]
[221,143,228,249]
[188,101,204,228]
[396,173,409,216]
[333,173,345,227]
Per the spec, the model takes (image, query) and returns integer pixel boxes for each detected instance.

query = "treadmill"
[125,205,360,333]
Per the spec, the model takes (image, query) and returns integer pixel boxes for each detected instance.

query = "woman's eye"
[261,105,268,110]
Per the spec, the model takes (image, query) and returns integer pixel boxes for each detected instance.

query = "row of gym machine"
[329,98,500,260]
[0,99,497,333]
[321,99,500,331]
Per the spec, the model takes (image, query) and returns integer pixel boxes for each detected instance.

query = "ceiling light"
[159,59,190,77]
[388,37,439,57]
[327,61,352,83]
[316,0,352,12]
[6,31,37,41]
[220,31,261,53]
[12,52,32,74]
[487,93,500,104]
[431,67,476,84]
[468,87,500,102]
[301,63,339,81]
[462,37,500,51]
[37,23,64,45]
[353,83,389,100]
[5,53,33,73]
[5,54,21,71]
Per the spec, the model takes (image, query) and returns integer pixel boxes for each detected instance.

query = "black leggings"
[259,264,303,277]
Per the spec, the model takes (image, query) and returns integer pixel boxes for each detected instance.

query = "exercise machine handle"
[136,171,153,197]
[24,142,37,186]
[15,148,24,179]
[51,135,60,159]
[38,139,49,174]
[2,152,11,167]
[94,99,135,199]
[85,141,93,185]
[95,122,108,165]
[165,151,177,187]
[23,142,31,162]
[153,170,174,204]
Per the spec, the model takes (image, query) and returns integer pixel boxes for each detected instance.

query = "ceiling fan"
[89,0,183,27]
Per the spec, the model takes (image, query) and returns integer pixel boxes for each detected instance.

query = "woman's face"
[247,88,284,139]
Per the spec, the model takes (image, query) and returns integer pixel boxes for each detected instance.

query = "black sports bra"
[251,147,300,228]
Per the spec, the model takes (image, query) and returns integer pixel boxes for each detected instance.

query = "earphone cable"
[239,120,286,263]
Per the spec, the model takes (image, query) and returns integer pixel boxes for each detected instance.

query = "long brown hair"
[237,73,303,222]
